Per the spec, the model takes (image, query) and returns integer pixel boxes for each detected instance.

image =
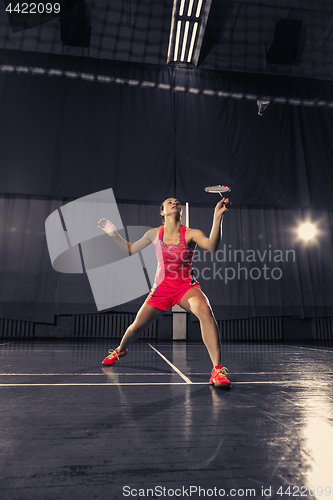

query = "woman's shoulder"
[183,226,198,234]
[147,226,162,243]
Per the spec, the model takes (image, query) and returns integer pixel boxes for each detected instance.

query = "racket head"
[205,184,231,194]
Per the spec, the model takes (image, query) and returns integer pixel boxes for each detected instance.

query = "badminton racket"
[205,185,231,208]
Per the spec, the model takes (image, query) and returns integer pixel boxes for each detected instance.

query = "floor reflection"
[304,415,333,491]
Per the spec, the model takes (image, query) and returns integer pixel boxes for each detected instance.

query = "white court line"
[288,345,333,354]
[0,382,201,387]
[0,380,330,387]
[0,373,172,376]
[0,350,84,353]
[2,371,331,376]
[148,343,193,384]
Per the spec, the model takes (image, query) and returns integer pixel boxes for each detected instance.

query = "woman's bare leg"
[179,288,221,367]
[117,302,164,352]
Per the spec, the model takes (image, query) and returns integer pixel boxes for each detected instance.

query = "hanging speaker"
[266,19,302,65]
[60,0,91,47]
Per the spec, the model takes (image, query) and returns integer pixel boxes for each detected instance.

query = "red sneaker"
[102,348,128,365]
[209,365,231,388]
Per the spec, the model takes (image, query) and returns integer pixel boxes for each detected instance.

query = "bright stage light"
[298,223,316,241]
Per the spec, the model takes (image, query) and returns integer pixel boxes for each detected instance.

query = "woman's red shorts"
[145,279,201,311]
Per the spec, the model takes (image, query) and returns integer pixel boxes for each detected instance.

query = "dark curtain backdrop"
[1,50,333,323]
[1,50,333,207]
[1,195,332,323]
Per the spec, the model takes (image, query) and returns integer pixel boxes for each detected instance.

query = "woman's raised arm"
[98,218,156,255]
[190,198,229,251]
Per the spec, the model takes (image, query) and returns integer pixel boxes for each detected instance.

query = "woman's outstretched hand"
[214,198,230,218]
[98,218,117,237]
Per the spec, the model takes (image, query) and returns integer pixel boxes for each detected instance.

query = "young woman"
[98,197,231,388]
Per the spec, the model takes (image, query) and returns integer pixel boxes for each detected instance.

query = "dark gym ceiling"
[0,0,333,82]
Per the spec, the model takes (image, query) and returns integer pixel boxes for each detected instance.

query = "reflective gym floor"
[0,340,332,500]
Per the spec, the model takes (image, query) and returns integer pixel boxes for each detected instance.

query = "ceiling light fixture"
[167,0,213,67]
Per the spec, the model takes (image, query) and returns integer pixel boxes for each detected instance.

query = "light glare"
[174,21,182,61]
[196,0,203,17]
[298,223,316,241]
[187,0,194,16]
[179,0,185,16]
[187,22,198,62]
[181,21,190,61]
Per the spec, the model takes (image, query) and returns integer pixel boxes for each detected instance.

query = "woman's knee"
[130,317,152,334]
[192,301,214,322]
[128,322,143,335]
[130,305,161,334]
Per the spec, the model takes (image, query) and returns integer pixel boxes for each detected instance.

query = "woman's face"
[161,198,182,219]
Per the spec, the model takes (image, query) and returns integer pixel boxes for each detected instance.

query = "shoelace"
[107,348,120,360]
[215,367,228,376]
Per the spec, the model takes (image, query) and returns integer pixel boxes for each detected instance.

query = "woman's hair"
[160,201,165,223]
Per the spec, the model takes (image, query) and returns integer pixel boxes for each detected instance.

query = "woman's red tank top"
[154,225,195,286]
